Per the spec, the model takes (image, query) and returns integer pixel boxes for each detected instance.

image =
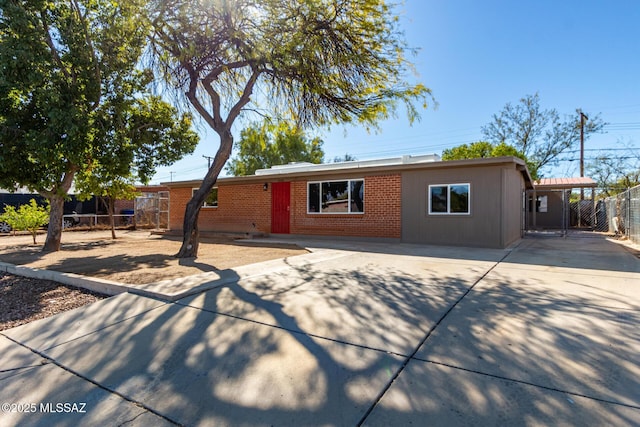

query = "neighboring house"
[165,155,534,249]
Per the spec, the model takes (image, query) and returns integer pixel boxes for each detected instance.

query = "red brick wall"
[290,174,401,238]
[169,183,271,233]
[169,186,192,230]
[169,174,401,239]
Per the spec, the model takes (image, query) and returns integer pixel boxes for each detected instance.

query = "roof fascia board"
[163,156,530,187]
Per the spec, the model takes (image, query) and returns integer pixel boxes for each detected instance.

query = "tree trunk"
[108,196,116,239]
[176,132,233,258]
[43,194,65,252]
[42,167,76,252]
[177,197,202,258]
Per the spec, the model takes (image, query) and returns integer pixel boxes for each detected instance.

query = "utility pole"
[169,171,175,182]
[203,155,214,169]
[579,111,588,200]
[580,112,588,179]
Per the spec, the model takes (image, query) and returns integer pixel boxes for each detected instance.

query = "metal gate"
[134,191,169,229]
[524,188,600,236]
[524,189,570,235]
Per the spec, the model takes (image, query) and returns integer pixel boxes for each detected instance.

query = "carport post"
[591,188,596,228]
[562,190,569,236]
[532,188,537,229]
[577,186,582,227]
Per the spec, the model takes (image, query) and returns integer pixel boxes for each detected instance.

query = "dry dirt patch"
[0,230,308,284]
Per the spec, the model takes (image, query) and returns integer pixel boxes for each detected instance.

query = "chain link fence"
[569,199,594,228]
[134,191,169,229]
[593,185,640,244]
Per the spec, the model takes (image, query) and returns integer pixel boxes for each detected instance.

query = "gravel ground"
[0,272,106,331]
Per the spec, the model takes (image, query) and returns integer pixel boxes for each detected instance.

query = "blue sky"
[152,0,640,184]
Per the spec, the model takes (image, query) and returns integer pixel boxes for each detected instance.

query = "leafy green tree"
[149,0,432,257]
[0,199,50,244]
[482,93,605,176]
[441,141,539,179]
[0,0,197,251]
[226,121,324,176]
[75,96,199,238]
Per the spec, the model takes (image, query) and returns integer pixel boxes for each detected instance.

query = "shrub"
[0,199,50,244]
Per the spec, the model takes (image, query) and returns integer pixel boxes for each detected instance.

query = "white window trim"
[307,179,365,214]
[193,187,218,208]
[428,183,471,215]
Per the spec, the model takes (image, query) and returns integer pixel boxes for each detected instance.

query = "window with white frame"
[307,179,364,214]
[428,183,470,215]
[193,187,218,208]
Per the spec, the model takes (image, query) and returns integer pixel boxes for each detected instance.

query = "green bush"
[0,199,50,244]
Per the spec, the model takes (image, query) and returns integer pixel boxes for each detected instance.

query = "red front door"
[271,182,290,234]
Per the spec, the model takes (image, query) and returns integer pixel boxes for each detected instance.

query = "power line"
[558,156,639,162]
[603,122,640,130]
[563,147,637,154]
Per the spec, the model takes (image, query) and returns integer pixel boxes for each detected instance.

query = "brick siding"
[290,174,401,238]
[169,174,401,239]
[169,183,271,233]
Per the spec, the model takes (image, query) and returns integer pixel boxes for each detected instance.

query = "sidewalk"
[1,234,639,426]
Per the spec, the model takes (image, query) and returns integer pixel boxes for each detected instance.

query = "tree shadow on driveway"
[1,251,478,425]
[2,234,639,426]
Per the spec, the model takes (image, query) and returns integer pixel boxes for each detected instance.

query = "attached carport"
[526,177,597,234]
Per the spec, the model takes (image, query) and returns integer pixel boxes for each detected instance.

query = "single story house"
[165,155,534,249]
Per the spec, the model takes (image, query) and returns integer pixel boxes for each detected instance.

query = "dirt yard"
[0,230,308,284]
[0,230,308,331]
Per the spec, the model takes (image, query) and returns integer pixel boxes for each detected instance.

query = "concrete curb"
[0,260,243,302]
[0,261,129,296]
[0,248,352,302]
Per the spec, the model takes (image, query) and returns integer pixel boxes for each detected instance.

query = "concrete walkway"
[0,234,639,426]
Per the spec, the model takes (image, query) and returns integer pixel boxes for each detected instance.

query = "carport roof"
[534,177,597,189]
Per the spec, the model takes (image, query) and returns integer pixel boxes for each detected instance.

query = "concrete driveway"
[1,233,639,426]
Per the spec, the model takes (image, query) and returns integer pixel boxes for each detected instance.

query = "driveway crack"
[2,335,181,426]
[356,247,516,426]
